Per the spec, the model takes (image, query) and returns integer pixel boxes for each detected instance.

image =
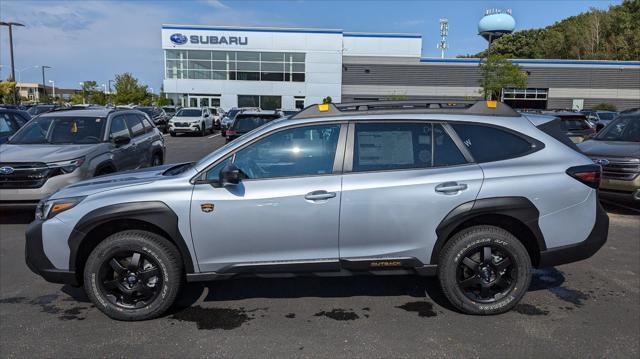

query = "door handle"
[305,190,336,201]
[435,182,468,193]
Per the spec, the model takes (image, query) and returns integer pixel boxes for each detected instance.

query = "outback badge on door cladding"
[200,203,215,213]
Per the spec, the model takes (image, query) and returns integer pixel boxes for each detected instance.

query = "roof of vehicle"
[541,111,588,118]
[236,110,280,117]
[178,107,204,111]
[38,108,139,118]
[291,100,521,119]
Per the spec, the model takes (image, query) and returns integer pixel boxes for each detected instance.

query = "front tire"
[83,230,182,321]
[438,225,531,315]
[169,131,176,137]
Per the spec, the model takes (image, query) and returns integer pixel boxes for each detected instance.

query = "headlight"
[35,196,86,220]
[47,157,85,174]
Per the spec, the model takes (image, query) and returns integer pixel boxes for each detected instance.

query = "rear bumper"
[538,199,609,267]
[25,219,78,285]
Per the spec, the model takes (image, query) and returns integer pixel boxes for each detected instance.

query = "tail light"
[226,130,237,136]
[566,164,601,189]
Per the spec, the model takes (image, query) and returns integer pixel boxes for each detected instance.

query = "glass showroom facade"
[165,50,306,82]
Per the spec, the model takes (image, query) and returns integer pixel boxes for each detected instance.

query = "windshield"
[595,114,640,142]
[8,116,106,144]
[27,105,54,116]
[176,109,201,117]
[560,116,591,131]
[162,107,176,114]
[598,112,617,121]
[232,115,279,132]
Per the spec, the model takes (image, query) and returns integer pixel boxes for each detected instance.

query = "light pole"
[40,65,51,102]
[107,79,114,104]
[0,21,26,104]
[48,80,55,100]
[79,82,86,104]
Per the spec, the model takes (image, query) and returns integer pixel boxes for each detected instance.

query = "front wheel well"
[435,214,541,267]
[74,219,181,285]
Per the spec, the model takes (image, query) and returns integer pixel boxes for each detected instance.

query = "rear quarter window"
[451,123,537,163]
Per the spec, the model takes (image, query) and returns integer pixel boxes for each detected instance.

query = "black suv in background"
[542,111,595,143]
[225,111,281,142]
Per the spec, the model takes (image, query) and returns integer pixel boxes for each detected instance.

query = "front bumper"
[0,170,86,206]
[600,177,640,203]
[25,219,78,285]
[169,124,201,133]
[538,199,609,267]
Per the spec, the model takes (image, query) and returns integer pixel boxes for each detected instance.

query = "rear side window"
[451,124,534,163]
[125,115,145,137]
[352,122,466,172]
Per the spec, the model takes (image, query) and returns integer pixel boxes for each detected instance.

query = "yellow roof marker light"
[318,104,329,112]
[71,121,78,133]
[486,100,497,109]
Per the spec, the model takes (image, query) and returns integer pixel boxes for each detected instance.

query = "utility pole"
[40,65,51,102]
[0,21,25,104]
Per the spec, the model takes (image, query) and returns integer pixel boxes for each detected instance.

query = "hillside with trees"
[462,0,639,60]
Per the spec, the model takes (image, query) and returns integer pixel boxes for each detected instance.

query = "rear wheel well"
[74,219,181,284]
[437,214,541,267]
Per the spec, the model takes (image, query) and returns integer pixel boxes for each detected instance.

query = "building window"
[238,95,282,110]
[165,50,305,82]
[295,97,305,109]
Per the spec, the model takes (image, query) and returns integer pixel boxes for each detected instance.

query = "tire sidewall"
[439,227,532,315]
[84,232,181,321]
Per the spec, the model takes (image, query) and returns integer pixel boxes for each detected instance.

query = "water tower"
[478,9,516,44]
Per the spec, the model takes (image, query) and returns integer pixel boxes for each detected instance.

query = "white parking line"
[208,134,221,139]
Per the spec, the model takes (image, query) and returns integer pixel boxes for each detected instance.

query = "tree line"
[462,0,639,61]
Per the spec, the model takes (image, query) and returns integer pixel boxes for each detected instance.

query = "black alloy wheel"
[456,245,516,303]
[98,251,162,309]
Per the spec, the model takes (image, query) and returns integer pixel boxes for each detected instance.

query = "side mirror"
[113,135,131,147]
[596,123,605,132]
[204,114,210,118]
[219,163,241,186]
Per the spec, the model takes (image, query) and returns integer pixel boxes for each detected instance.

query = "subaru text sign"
[169,33,248,46]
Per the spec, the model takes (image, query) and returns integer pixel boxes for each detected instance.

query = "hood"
[50,164,179,199]
[577,139,640,158]
[0,143,96,163]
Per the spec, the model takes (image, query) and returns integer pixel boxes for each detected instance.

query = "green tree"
[112,73,148,105]
[70,93,85,105]
[322,96,333,104]
[157,85,171,106]
[90,91,108,105]
[593,103,617,111]
[478,55,528,100]
[0,81,17,104]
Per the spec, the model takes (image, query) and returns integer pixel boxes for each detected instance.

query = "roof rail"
[291,99,521,119]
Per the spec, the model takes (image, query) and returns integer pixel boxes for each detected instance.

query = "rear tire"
[83,230,182,321]
[438,225,531,315]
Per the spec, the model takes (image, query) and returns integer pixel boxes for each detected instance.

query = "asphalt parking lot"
[1,133,639,358]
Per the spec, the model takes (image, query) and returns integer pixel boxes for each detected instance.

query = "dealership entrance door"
[188,95,221,108]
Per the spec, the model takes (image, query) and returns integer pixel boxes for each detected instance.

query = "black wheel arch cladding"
[68,201,195,274]
[431,196,546,265]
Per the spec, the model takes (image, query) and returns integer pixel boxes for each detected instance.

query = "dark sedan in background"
[225,111,281,142]
[136,106,170,133]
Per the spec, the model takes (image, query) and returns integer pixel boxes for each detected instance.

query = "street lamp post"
[79,82,85,104]
[40,65,51,102]
[0,21,26,104]
[48,80,55,100]
[107,79,114,104]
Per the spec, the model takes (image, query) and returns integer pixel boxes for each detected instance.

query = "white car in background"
[168,107,214,137]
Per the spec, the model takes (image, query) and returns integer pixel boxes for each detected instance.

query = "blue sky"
[0,0,622,91]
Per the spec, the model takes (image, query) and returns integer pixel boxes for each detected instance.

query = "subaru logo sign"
[0,166,14,175]
[594,159,610,166]
[170,33,188,45]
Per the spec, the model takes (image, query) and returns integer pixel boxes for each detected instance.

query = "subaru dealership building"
[162,24,640,110]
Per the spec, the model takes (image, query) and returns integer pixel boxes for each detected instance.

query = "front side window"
[233,124,341,179]
[205,157,232,181]
[125,115,145,137]
[352,122,466,172]
[451,123,534,163]
[109,116,130,140]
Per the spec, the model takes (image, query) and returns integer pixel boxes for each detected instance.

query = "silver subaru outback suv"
[25,100,608,320]
[0,108,165,207]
